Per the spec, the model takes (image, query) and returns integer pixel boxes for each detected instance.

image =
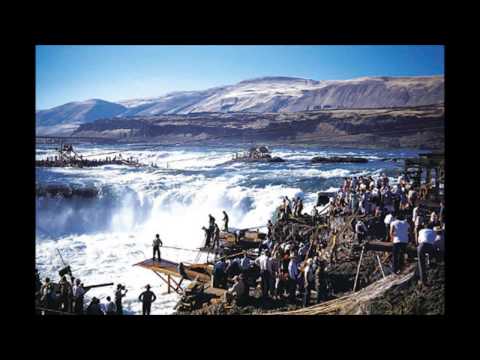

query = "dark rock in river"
[267,156,285,163]
[36,184,99,198]
[311,156,368,164]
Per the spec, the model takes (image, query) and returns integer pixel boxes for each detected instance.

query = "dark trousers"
[260,270,271,298]
[142,302,152,315]
[288,278,297,300]
[392,243,407,273]
[316,280,327,303]
[213,236,220,249]
[74,298,84,314]
[303,282,314,307]
[153,246,161,261]
[384,224,390,241]
[417,243,435,283]
[115,301,123,315]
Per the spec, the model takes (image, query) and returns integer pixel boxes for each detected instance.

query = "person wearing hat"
[303,258,315,307]
[224,274,246,305]
[138,284,157,315]
[152,234,163,262]
[115,283,128,315]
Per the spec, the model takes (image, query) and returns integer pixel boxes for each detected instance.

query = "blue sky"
[36,45,444,110]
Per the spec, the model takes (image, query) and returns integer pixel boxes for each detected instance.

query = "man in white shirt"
[390,213,410,274]
[72,279,86,314]
[383,213,394,241]
[255,251,272,298]
[417,223,436,285]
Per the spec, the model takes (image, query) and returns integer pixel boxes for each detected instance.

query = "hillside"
[72,104,445,150]
[36,75,444,131]
[36,99,126,127]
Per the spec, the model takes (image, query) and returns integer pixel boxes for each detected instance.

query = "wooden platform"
[352,241,418,257]
[134,258,230,301]
[134,258,212,284]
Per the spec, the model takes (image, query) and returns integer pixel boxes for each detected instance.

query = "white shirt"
[72,285,85,299]
[418,229,436,244]
[255,254,272,272]
[390,220,410,243]
[384,214,393,225]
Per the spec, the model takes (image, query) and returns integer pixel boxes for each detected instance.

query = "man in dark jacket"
[86,297,104,315]
[138,285,157,315]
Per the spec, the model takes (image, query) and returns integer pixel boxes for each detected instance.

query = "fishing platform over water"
[36,143,141,168]
[222,145,285,165]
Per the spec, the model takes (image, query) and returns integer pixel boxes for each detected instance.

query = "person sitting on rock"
[224,275,247,305]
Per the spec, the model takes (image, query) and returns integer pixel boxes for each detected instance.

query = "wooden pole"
[353,246,364,293]
[167,274,171,294]
[376,254,386,279]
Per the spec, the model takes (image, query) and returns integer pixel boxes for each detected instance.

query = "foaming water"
[36,144,415,314]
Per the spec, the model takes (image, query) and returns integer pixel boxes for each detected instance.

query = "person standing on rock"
[390,213,410,274]
[138,285,157,315]
[213,223,221,249]
[222,211,229,232]
[152,234,163,262]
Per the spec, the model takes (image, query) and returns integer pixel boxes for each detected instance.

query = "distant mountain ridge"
[36,75,444,129]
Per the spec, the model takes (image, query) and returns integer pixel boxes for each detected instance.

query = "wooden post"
[353,246,365,292]
[167,274,171,294]
[376,254,386,279]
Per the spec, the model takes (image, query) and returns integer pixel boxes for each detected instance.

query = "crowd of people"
[326,173,445,284]
[201,211,229,249]
[211,170,445,307]
[35,269,166,315]
[36,168,445,314]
